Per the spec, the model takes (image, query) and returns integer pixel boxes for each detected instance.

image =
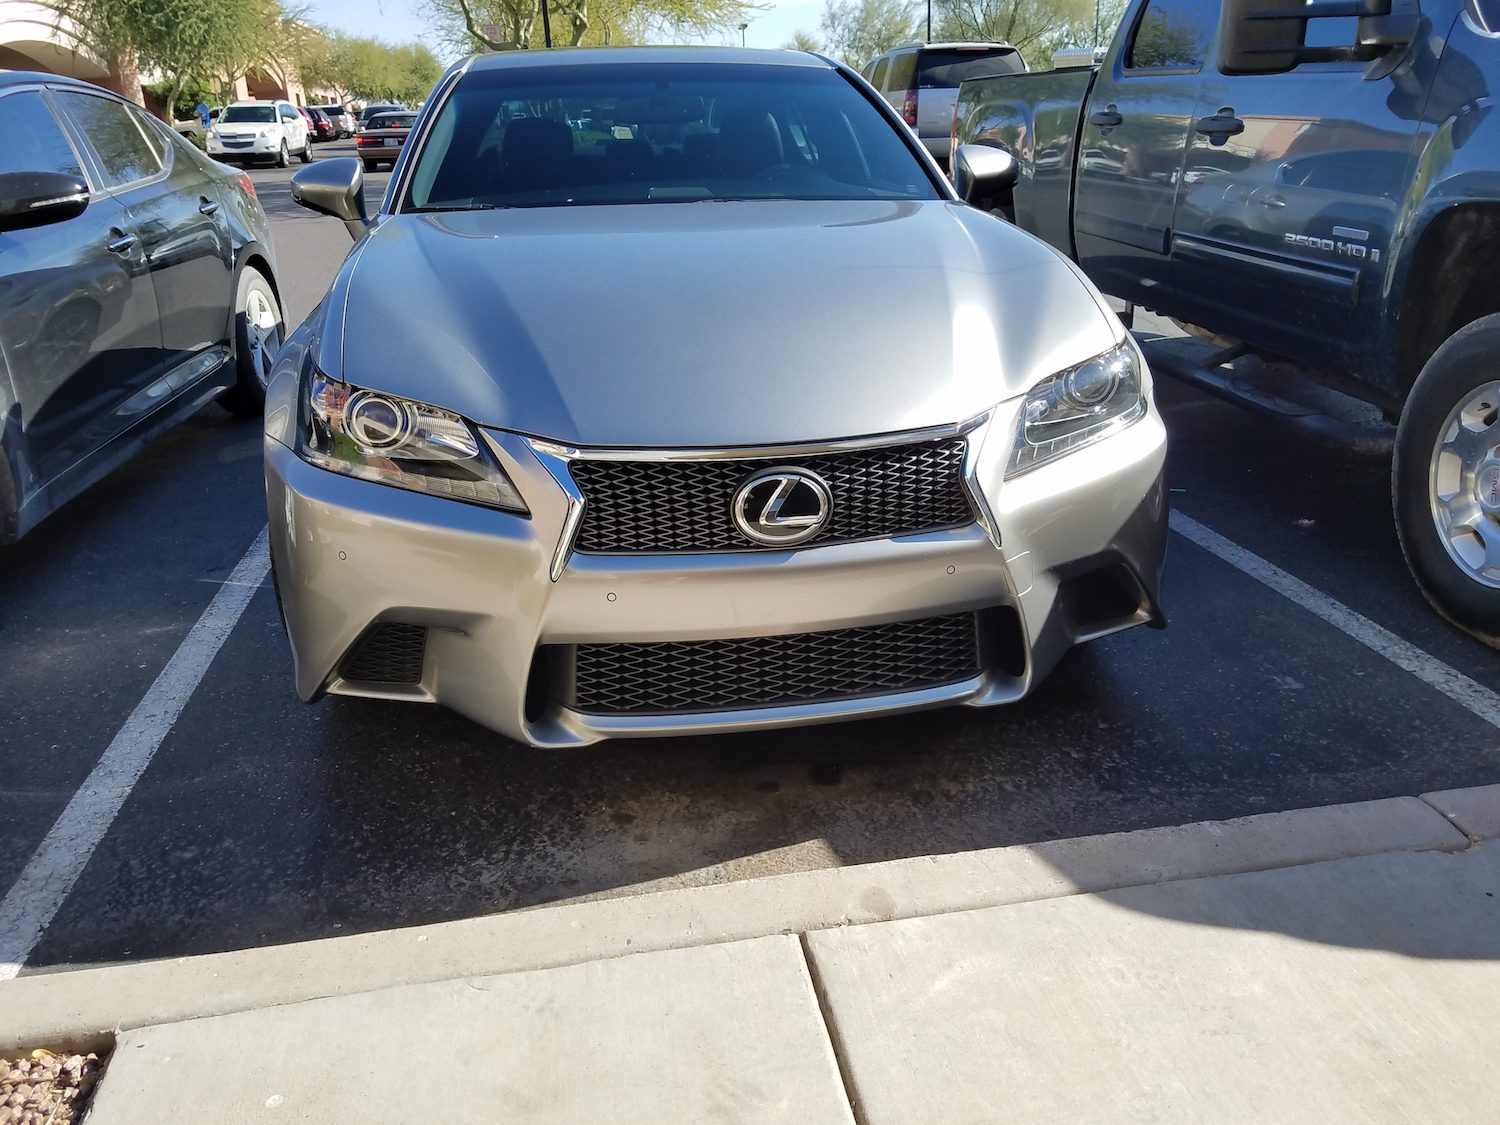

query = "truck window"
[1125,0,1214,70]
[888,50,918,92]
[872,58,890,90]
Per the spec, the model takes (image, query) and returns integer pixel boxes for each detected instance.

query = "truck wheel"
[1394,312,1500,646]
[218,267,284,418]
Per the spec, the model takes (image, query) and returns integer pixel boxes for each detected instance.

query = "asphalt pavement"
[2,140,1497,975]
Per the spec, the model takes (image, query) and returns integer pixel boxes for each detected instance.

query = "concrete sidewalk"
[10,785,1500,1122]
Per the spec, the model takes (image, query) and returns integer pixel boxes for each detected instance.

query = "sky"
[302,0,831,62]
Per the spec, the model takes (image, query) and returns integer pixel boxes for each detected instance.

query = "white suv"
[207,100,312,167]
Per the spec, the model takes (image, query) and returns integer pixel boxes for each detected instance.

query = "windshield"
[917,49,1024,89]
[221,105,276,124]
[403,62,939,211]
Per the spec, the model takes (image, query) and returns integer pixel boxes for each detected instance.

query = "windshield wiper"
[406,203,510,214]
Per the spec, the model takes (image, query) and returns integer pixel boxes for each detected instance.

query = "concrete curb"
[0,788,1482,1053]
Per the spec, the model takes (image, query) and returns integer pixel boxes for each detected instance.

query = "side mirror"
[1219,0,1418,76]
[291,158,371,242]
[0,172,89,233]
[952,144,1019,207]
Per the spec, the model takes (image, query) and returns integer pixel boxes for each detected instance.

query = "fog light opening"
[1058,564,1148,640]
[979,606,1028,680]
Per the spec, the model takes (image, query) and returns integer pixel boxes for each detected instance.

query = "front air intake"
[338,623,427,685]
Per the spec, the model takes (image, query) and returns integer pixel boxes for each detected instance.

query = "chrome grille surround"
[567,612,981,715]
[566,436,974,553]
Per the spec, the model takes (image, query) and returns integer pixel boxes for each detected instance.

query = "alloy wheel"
[1429,380,1500,588]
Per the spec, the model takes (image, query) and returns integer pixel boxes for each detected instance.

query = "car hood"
[325,200,1119,447]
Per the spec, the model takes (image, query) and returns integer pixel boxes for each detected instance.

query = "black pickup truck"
[948,0,1500,646]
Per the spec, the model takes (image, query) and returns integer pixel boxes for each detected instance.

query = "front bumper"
[266,386,1167,746]
[207,135,280,160]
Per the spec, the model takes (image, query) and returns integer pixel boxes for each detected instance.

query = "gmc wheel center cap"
[732,468,833,546]
[1479,461,1500,513]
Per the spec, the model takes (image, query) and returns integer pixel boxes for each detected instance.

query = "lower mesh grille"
[339,623,427,684]
[569,613,980,715]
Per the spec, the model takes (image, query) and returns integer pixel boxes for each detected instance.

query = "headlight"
[1005,343,1146,478]
[297,373,528,513]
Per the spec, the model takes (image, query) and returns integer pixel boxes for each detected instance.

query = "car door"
[0,86,163,484]
[279,102,307,151]
[52,90,234,387]
[1170,36,1422,375]
[1071,0,1217,303]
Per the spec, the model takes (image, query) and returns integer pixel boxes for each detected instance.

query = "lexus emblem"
[732,468,832,547]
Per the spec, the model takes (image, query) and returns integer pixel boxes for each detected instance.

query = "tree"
[930,0,1093,67]
[55,0,276,118]
[782,29,823,51]
[426,0,759,53]
[818,0,918,70]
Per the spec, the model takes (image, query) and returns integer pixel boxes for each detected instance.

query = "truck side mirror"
[952,144,1018,207]
[1219,0,1418,77]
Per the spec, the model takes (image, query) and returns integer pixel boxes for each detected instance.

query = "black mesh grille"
[569,613,980,715]
[569,438,973,553]
[339,623,427,684]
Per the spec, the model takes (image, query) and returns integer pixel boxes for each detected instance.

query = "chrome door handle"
[106,231,138,254]
[198,197,220,215]
[1256,195,1287,208]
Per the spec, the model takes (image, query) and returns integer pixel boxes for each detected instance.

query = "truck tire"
[218,267,284,418]
[1394,312,1500,647]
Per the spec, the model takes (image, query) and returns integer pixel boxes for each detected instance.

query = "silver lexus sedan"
[268,47,1167,747]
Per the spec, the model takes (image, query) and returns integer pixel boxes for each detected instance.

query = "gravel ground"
[0,1052,104,1124]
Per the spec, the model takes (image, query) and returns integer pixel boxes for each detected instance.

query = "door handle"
[1255,195,1286,208]
[1088,105,1123,128]
[1195,107,1245,146]
[106,231,138,254]
[198,197,220,215]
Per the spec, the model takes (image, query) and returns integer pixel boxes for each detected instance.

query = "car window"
[222,105,276,123]
[53,91,161,187]
[887,50,918,92]
[405,62,939,211]
[369,112,419,129]
[127,103,174,167]
[871,58,890,90]
[0,91,85,178]
[1126,0,1214,70]
[916,48,1024,88]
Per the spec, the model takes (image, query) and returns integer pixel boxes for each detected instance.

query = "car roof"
[224,99,283,106]
[0,69,121,94]
[465,45,833,72]
[880,41,1016,54]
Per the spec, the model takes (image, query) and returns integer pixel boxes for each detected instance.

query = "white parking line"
[0,528,271,980]
[1171,512,1500,731]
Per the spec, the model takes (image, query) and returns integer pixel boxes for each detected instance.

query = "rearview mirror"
[292,157,370,241]
[1219,0,1418,76]
[0,172,89,233]
[952,144,1018,207]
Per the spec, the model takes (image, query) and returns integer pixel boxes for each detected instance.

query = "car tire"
[299,137,312,163]
[276,140,289,168]
[362,159,376,172]
[218,267,284,418]
[1393,312,1500,647]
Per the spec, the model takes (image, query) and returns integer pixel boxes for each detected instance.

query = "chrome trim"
[525,438,588,581]
[528,414,989,463]
[961,410,1002,548]
[732,468,832,546]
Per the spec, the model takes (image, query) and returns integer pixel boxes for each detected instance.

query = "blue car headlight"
[297,372,528,513]
[1005,343,1147,478]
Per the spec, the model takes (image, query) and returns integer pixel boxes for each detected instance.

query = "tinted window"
[0,91,84,178]
[54,91,160,187]
[222,105,276,123]
[1126,0,1213,69]
[128,103,173,166]
[916,48,1024,88]
[369,112,419,129]
[871,59,890,89]
[887,50,918,91]
[405,63,938,210]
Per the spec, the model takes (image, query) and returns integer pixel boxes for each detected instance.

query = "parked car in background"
[303,106,335,142]
[0,72,283,544]
[314,104,353,137]
[354,110,418,171]
[354,103,405,133]
[207,100,312,167]
[861,42,1024,167]
[276,47,1165,746]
